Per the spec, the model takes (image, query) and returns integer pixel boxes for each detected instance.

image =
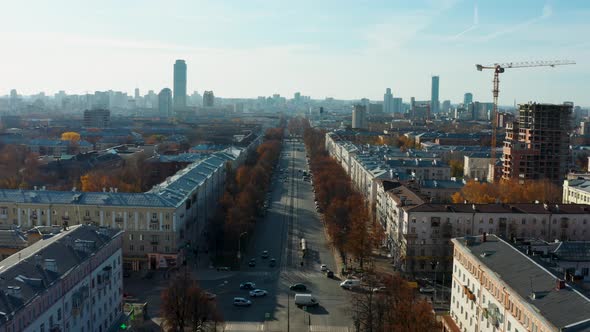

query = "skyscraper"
[352,104,368,130]
[173,60,187,110]
[502,102,572,182]
[383,88,393,113]
[203,91,215,107]
[431,76,439,114]
[463,92,473,106]
[158,88,173,118]
[392,97,403,113]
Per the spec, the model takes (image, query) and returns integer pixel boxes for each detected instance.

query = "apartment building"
[375,181,590,275]
[446,234,590,332]
[0,225,123,332]
[0,144,258,271]
[83,109,111,128]
[563,177,590,204]
[502,103,572,182]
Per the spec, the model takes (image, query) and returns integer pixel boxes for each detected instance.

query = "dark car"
[289,283,307,291]
[269,258,277,267]
[248,259,256,267]
[326,271,335,279]
[240,282,256,290]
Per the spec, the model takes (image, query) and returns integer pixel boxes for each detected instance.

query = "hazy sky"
[1,0,589,105]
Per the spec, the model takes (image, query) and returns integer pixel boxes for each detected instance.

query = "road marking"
[223,322,265,331]
[310,326,350,332]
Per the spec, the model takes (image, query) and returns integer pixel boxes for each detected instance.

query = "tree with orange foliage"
[452,179,561,204]
[60,131,81,141]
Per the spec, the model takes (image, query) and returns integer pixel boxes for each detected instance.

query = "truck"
[294,293,319,307]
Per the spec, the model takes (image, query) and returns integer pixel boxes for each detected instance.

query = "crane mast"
[475,60,576,182]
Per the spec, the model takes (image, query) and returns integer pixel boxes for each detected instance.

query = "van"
[294,293,319,307]
[339,279,361,290]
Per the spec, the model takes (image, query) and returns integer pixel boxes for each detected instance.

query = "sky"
[1,0,589,106]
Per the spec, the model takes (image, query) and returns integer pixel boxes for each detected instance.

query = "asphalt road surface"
[199,138,352,332]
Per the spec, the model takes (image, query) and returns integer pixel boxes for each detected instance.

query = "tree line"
[452,178,562,204]
[208,128,283,264]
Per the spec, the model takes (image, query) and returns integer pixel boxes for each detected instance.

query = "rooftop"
[454,235,590,331]
[0,225,122,324]
[407,203,590,214]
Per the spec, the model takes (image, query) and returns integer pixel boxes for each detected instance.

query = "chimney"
[483,232,487,242]
[44,259,58,273]
[6,286,22,299]
[556,279,566,290]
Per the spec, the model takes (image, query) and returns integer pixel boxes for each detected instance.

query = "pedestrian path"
[222,322,349,332]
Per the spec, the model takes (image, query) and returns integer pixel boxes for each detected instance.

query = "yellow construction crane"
[475,60,576,181]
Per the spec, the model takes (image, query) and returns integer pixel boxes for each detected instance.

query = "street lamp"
[237,232,247,260]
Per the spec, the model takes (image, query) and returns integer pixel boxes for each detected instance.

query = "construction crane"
[475,60,576,181]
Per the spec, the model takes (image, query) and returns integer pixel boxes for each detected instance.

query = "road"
[199,138,352,331]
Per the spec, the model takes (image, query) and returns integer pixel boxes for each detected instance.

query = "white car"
[419,286,435,294]
[233,297,252,306]
[320,264,328,272]
[249,289,268,297]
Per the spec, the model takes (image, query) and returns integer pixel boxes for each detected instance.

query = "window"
[129,234,133,241]
[489,218,493,224]
[58,308,62,320]
[152,246,158,252]
[139,234,143,241]
[85,210,90,217]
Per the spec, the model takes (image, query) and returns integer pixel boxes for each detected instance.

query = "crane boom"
[475,59,576,182]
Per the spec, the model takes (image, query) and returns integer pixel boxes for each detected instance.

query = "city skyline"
[0,0,588,106]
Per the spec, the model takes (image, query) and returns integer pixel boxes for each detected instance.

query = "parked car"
[261,251,269,259]
[249,289,268,297]
[240,282,256,290]
[340,279,361,289]
[320,264,328,272]
[233,297,252,307]
[248,259,256,267]
[372,287,387,293]
[326,271,335,279]
[419,286,435,294]
[289,283,307,291]
[269,258,277,267]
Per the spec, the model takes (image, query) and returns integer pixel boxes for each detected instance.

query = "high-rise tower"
[158,88,173,118]
[173,60,187,110]
[383,88,393,113]
[431,76,440,114]
[463,92,473,106]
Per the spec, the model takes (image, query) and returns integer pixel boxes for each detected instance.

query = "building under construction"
[502,102,572,182]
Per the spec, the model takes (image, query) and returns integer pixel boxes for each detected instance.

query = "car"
[248,259,256,267]
[320,264,328,272]
[204,291,217,300]
[294,293,319,307]
[326,271,334,278]
[233,297,252,307]
[289,283,307,291]
[340,279,361,289]
[419,286,435,294]
[240,282,256,290]
[249,289,268,297]
[261,251,269,259]
[372,287,387,293]
[269,258,276,267]
[216,266,230,272]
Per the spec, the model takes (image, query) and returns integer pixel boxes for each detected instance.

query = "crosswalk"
[222,323,349,332]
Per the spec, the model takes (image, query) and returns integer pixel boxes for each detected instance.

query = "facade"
[431,76,440,114]
[374,183,590,275]
[351,104,367,130]
[383,88,393,113]
[0,225,123,332]
[158,88,173,118]
[0,142,259,271]
[563,178,590,204]
[502,103,572,182]
[463,92,473,106]
[203,91,215,108]
[83,109,110,128]
[173,59,187,111]
[464,154,491,180]
[448,234,590,332]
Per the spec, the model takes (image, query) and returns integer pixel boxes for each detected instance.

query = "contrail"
[448,3,478,40]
